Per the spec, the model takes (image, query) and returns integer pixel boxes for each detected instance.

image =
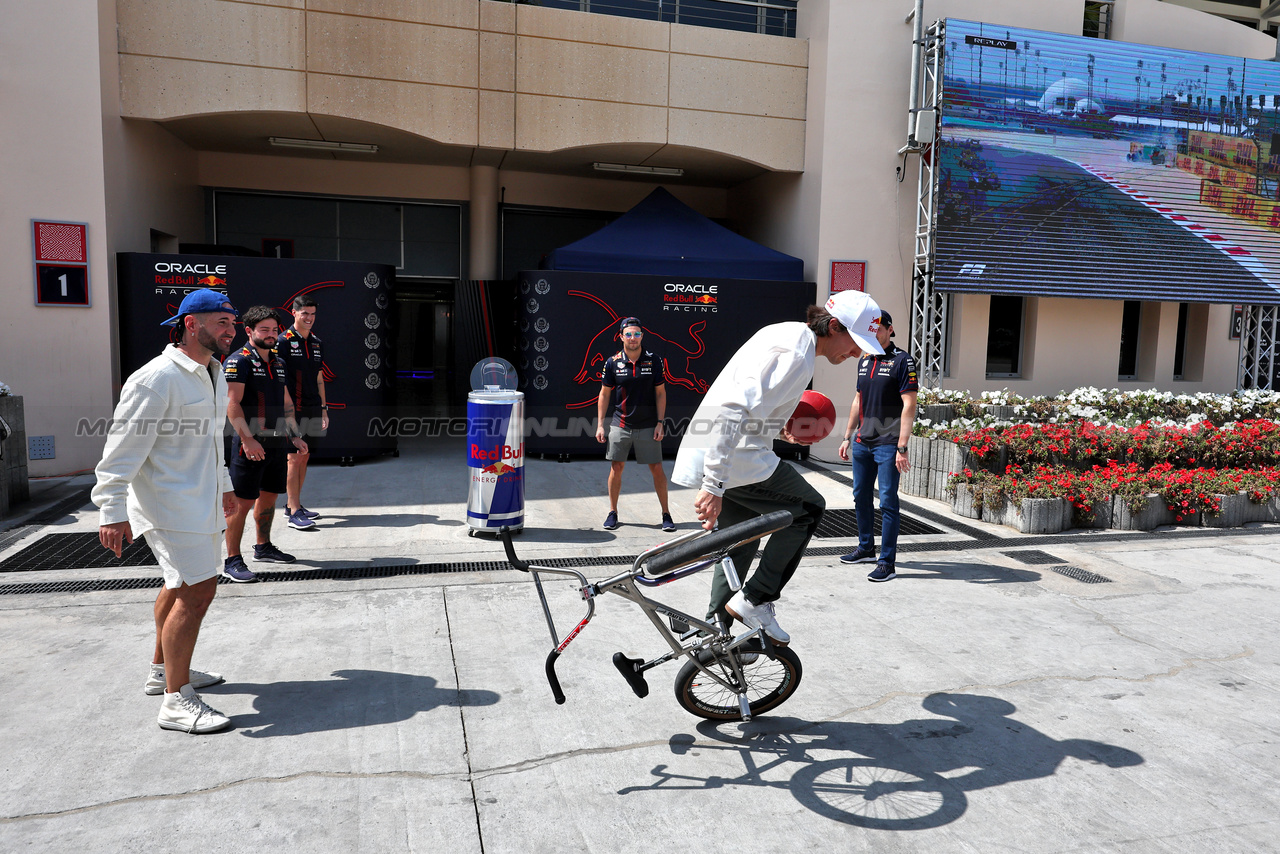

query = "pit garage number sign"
[33,220,90,307]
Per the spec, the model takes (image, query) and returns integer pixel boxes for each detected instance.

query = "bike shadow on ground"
[484,527,620,545]
[893,560,1042,585]
[320,513,465,529]
[619,692,1142,831]
[202,669,499,738]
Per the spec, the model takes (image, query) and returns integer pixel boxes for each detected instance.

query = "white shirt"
[672,322,816,497]
[92,345,233,535]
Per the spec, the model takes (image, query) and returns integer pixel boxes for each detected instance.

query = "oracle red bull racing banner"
[517,270,815,455]
[115,253,396,460]
[466,391,524,530]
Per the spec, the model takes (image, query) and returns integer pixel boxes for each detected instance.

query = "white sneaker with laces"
[157,684,232,734]
[145,664,225,696]
[725,591,790,644]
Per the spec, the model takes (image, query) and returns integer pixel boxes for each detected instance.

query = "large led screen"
[937,19,1280,304]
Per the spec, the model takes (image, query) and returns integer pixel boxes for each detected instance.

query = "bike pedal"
[612,652,650,699]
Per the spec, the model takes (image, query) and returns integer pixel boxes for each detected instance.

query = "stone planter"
[1010,497,1070,534]
[1072,495,1114,530]
[981,494,1010,527]
[1238,492,1271,524]
[1257,494,1280,523]
[982,404,1018,422]
[1111,493,1177,531]
[949,483,982,519]
[979,494,1069,533]
[928,439,953,501]
[0,395,29,517]
[919,403,956,424]
[904,435,932,498]
[1202,492,1249,528]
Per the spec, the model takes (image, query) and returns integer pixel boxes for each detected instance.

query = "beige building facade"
[1,0,1277,477]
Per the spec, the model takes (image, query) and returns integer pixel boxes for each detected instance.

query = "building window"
[213,191,463,279]
[534,0,797,38]
[986,295,1024,377]
[1083,1,1115,39]
[1118,300,1142,379]
[1173,302,1189,380]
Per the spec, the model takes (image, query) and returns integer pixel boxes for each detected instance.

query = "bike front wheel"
[673,643,802,721]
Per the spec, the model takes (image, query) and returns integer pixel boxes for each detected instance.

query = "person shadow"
[204,669,499,737]
[621,693,1142,830]
[895,560,1042,584]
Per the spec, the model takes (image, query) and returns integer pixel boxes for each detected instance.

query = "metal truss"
[1238,305,1279,389]
[908,18,948,389]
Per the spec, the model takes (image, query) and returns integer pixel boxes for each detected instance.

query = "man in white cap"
[672,291,884,643]
[93,288,238,734]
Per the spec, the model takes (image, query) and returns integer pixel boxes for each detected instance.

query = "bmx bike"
[499,510,803,722]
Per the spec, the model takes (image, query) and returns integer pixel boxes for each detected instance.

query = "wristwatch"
[897,446,909,454]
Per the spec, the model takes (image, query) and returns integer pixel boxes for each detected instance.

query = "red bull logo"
[197,275,227,287]
[694,295,717,304]
[471,442,523,463]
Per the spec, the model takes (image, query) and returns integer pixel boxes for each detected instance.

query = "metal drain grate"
[815,508,942,539]
[1002,550,1068,565]
[799,460,999,540]
[0,532,156,572]
[1050,565,1112,584]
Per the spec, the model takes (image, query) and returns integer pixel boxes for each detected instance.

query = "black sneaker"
[222,555,257,583]
[253,542,296,564]
[661,512,676,532]
[603,510,619,530]
[840,546,877,565]
[868,562,896,582]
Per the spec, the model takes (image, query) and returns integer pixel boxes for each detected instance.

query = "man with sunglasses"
[595,316,675,532]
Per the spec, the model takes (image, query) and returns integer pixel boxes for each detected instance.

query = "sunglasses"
[622,332,643,338]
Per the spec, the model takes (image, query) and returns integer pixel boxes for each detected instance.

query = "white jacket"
[672,322,815,496]
[92,345,233,535]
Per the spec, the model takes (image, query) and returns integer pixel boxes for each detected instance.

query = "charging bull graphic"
[163,279,347,410]
[567,289,708,409]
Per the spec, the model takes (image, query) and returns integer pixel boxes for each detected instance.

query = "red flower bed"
[942,420,1280,472]
[949,461,1280,522]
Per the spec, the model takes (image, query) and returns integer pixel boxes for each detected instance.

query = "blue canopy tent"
[541,187,804,280]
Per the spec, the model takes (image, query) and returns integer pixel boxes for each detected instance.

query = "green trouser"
[705,461,826,627]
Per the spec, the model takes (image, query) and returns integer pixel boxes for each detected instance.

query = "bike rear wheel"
[673,642,802,721]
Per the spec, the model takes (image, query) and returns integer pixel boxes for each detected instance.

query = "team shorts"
[606,425,663,465]
[143,529,222,589]
[290,406,326,456]
[229,437,288,499]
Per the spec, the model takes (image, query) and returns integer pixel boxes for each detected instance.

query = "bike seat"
[643,510,793,578]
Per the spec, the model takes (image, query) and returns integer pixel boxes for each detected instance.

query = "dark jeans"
[850,440,901,566]
[705,462,825,625]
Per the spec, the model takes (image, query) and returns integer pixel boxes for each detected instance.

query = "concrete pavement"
[1,437,1278,852]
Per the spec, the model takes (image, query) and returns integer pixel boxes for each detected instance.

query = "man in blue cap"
[93,288,239,734]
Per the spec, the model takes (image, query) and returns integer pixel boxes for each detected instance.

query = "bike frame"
[500,525,778,717]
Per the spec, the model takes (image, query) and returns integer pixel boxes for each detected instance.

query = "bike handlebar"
[500,526,529,572]
[545,651,566,704]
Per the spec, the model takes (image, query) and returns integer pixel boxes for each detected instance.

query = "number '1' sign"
[33,220,90,307]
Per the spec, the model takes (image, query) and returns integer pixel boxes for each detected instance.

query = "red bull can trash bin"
[466,359,524,534]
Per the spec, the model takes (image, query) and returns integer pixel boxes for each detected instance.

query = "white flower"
[0,381,11,396]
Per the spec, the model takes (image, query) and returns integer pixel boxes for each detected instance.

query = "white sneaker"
[157,684,232,734]
[145,664,225,696]
[725,591,791,644]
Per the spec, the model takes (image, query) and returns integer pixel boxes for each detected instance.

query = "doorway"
[394,280,456,417]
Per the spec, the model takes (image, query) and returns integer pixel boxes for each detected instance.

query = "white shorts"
[143,529,222,589]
